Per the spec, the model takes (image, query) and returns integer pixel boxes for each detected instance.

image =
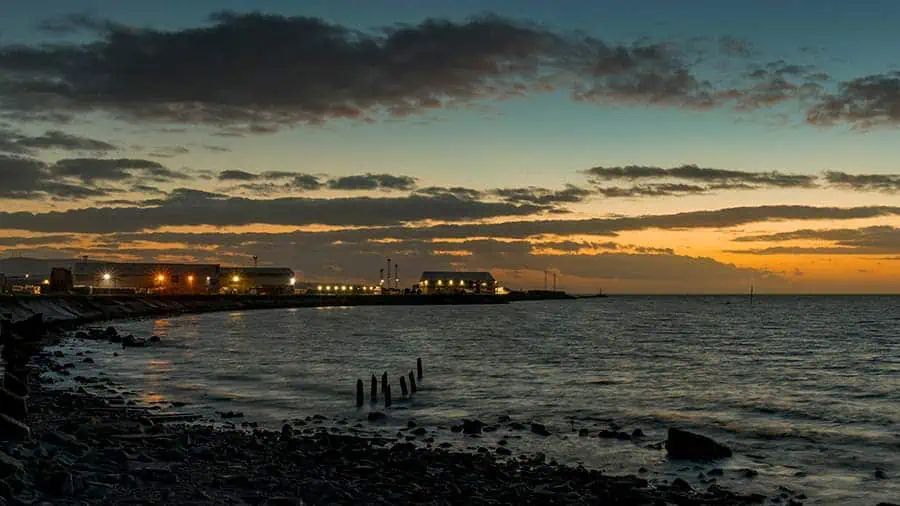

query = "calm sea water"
[47,297,900,504]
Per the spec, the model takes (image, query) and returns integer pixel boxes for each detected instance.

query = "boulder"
[665,428,732,460]
[462,419,484,434]
[0,414,30,441]
[530,423,551,436]
[367,412,387,422]
[2,373,27,397]
[0,452,23,478]
[0,389,27,421]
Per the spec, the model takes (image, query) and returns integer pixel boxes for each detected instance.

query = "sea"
[44,296,900,505]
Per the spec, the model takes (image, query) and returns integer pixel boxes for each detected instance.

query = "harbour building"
[73,262,221,294]
[418,271,497,295]
[221,267,296,295]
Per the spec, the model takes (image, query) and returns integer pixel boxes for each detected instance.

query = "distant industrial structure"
[418,271,500,295]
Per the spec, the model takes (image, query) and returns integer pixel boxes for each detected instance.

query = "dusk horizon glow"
[2,0,900,293]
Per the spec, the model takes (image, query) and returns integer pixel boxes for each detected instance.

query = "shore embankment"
[0,293,507,326]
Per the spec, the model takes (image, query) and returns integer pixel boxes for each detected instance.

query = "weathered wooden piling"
[399,376,408,397]
[381,372,388,395]
[384,384,392,408]
[417,358,423,380]
[409,371,417,394]
[356,379,364,407]
[370,374,377,403]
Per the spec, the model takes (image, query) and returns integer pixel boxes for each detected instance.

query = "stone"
[875,468,887,479]
[149,335,161,343]
[82,357,94,364]
[671,478,692,491]
[42,431,88,454]
[412,427,427,436]
[367,412,387,422]
[578,429,589,437]
[45,471,75,497]
[0,389,27,421]
[498,415,511,423]
[530,423,551,436]
[496,447,512,456]
[708,468,724,476]
[508,422,526,431]
[665,428,732,460]
[0,415,30,441]
[2,373,27,397]
[0,452,23,478]
[281,424,293,441]
[462,419,484,434]
[631,428,645,438]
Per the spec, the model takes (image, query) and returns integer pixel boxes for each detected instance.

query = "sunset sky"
[2,0,900,293]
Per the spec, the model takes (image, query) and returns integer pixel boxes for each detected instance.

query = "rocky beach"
[0,320,841,506]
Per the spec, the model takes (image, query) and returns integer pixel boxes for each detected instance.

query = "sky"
[1,0,900,293]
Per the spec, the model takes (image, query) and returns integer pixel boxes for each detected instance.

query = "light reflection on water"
[47,296,900,505]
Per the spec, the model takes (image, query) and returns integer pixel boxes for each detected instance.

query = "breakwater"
[0,293,506,325]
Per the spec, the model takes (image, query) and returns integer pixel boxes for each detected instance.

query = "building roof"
[420,271,495,282]
[227,267,294,275]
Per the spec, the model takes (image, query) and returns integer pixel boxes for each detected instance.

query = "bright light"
[341,285,347,291]
[437,280,443,285]
[42,279,50,285]
[156,274,165,282]
[206,276,211,282]
[24,274,29,279]
[423,280,429,286]
[187,275,194,283]
[231,275,240,283]
[289,277,296,286]
[317,285,323,291]
[326,285,332,291]
[102,273,111,281]
[448,280,454,286]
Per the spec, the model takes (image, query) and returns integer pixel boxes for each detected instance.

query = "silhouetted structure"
[418,271,497,295]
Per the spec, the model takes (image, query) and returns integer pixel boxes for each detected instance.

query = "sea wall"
[0,293,506,325]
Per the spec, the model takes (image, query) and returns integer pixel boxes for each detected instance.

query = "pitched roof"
[420,271,495,282]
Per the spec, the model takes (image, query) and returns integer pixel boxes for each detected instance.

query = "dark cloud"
[202,145,231,153]
[51,158,190,183]
[806,72,900,129]
[732,60,828,110]
[0,234,76,247]
[414,186,484,200]
[490,184,592,205]
[824,171,900,193]
[0,127,117,154]
[218,170,259,181]
[0,154,116,200]
[732,226,900,255]
[584,164,818,189]
[147,145,190,158]
[0,192,544,233]
[595,183,708,198]
[0,11,794,130]
[327,173,417,191]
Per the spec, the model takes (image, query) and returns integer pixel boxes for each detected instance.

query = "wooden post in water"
[399,376,408,397]
[370,374,377,403]
[381,372,388,395]
[356,379,364,407]
[384,384,392,408]
[409,371,417,394]
[417,358,423,380]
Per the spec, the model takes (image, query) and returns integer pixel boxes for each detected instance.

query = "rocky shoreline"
[0,330,830,505]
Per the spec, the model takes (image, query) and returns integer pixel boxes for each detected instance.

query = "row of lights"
[421,280,490,287]
[104,273,296,286]
[316,285,378,292]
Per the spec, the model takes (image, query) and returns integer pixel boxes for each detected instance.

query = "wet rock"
[631,428,645,438]
[407,420,417,428]
[496,447,512,456]
[462,419,484,434]
[530,423,551,436]
[53,351,65,358]
[708,468,724,476]
[0,415,29,441]
[412,427,427,436]
[43,471,75,497]
[281,424,293,441]
[2,373,28,397]
[42,431,88,454]
[666,428,732,460]
[740,469,759,479]
[367,412,387,422]
[0,452,23,478]
[218,411,244,419]
[578,428,589,437]
[498,415,511,423]
[874,468,887,479]
[149,335,161,343]
[75,331,89,340]
[671,478,692,492]
[508,422,526,431]
[82,357,94,364]
[0,389,27,420]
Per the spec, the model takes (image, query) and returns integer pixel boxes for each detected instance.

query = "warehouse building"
[418,271,497,295]
[73,262,221,294]
[220,267,296,295]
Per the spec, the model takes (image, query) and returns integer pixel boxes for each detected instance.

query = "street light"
[102,273,111,281]
[289,277,296,286]
[231,275,240,283]
[156,274,165,283]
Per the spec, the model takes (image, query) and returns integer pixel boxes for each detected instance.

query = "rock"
[875,469,887,479]
[0,389,27,421]
[42,431,88,454]
[708,468,724,476]
[498,415,511,423]
[43,471,75,497]
[75,331,89,340]
[632,428,645,438]
[578,428,589,437]
[367,412,387,422]
[149,335,161,343]
[0,415,29,441]
[407,420,417,428]
[0,452,23,478]
[740,469,759,478]
[53,351,65,358]
[82,357,94,364]
[462,419,484,434]
[218,411,244,419]
[671,478,692,491]
[266,498,305,506]
[666,428,732,460]
[2,373,28,397]
[281,424,293,441]
[508,422,526,431]
[496,447,512,456]
[530,423,551,436]
[450,425,462,433]
[105,326,118,337]
[412,427,427,436]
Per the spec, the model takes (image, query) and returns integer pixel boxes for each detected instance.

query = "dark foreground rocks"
[0,387,779,506]
[666,427,733,460]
